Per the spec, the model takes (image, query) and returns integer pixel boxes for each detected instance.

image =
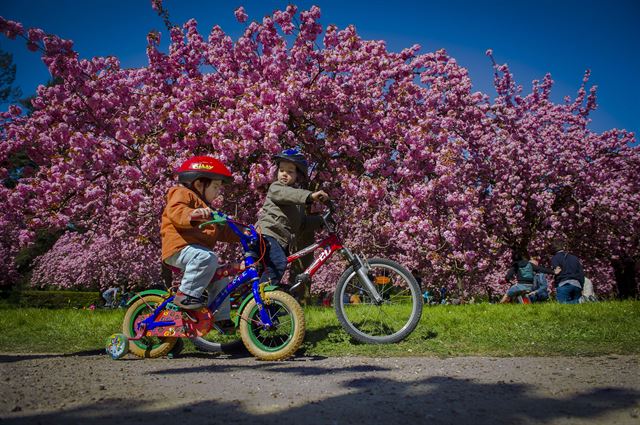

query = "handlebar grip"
[198,211,228,229]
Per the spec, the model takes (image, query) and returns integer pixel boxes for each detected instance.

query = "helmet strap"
[189,178,212,204]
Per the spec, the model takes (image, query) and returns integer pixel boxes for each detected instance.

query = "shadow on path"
[2,372,638,424]
[0,349,104,363]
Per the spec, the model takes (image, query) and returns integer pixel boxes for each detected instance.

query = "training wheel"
[106,333,129,360]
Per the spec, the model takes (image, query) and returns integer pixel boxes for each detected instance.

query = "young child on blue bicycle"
[256,148,328,287]
[161,156,238,310]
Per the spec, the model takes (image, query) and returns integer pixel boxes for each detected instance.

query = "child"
[161,156,238,310]
[256,148,328,286]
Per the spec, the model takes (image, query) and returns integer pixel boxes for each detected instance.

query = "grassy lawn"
[0,301,638,357]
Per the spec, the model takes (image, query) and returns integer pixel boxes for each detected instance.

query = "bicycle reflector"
[374,276,391,285]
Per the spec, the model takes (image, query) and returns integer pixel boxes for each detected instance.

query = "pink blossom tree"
[0,4,637,297]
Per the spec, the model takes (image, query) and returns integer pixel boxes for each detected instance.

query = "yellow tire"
[239,290,305,361]
[122,295,177,358]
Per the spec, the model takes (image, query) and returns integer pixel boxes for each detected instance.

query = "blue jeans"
[261,235,288,285]
[507,283,533,298]
[556,282,582,304]
[529,289,549,302]
[165,244,218,298]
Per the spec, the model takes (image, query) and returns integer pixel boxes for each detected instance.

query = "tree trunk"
[612,257,638,299]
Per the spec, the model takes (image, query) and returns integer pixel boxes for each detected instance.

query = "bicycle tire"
[333,257,423,344]
[239,290,305,360]
[122,295,177,358]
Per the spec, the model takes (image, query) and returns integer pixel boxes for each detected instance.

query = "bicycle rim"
[334,258,423,344]
[248,303,294,351]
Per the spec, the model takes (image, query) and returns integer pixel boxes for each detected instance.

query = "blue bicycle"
[106,212,305,361]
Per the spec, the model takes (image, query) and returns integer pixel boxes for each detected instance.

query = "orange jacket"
[160,185,238,261]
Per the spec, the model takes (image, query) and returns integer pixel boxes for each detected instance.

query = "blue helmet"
[272,147,308,176]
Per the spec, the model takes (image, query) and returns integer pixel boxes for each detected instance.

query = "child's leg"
[167,245,219,299]
[207,276,232,320]
[261,236,288,285]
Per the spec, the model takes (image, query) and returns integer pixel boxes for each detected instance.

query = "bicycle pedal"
[183,312,198,322]
[167,303,181,311]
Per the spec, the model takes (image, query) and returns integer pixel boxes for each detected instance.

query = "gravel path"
[1,352,639,425]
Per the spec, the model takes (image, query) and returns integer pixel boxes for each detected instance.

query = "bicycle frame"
[287,233,344,278]
[286,217,384,304]
[136,219,274,337]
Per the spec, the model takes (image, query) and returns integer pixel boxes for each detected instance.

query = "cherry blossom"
[0,5,637,297]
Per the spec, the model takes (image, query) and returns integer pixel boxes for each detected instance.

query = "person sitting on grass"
[526,258,550,302]
[500,250,553,304]
[550,241,585,304]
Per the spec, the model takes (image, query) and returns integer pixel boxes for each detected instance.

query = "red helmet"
[177,156,233,184]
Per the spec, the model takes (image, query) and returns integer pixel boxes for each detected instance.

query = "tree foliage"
[0,47,21,103]
[0,5,638,296]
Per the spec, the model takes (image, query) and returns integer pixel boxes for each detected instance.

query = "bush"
[0,290,102,309]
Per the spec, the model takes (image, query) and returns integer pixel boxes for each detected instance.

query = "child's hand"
[311,190,329,203]
[190,207,213,222]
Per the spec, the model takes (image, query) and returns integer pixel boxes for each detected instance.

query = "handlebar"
[321,200,338,234]
[198,211,228,227]
[198,200,338,253]
[198,212,261,258]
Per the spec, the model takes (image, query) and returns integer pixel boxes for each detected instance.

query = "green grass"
[1,301,638,357]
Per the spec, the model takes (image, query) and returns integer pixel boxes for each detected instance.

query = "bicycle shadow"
[148,360,388,376]
[0,349,105,363]
[2,373,638,425]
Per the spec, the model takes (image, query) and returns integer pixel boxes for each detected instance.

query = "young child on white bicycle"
[161,156,238,310]
[256,148,328,287]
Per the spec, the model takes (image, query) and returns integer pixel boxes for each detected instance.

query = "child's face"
[277,161,298,186]
[196,179,223,203]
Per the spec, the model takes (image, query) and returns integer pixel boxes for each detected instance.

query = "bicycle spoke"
[336,259,422,343]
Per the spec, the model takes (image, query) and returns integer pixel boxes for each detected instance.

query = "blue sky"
[1,0,638,136]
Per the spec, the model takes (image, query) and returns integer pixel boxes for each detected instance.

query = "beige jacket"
[256,181,323,248]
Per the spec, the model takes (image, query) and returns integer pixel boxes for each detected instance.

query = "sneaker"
[173,292,205,310]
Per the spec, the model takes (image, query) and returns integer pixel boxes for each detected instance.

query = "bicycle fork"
[341,248,384,304]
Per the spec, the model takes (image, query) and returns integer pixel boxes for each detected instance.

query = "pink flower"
[234,6,248,23]
[151,0,162,12]
[0,17,24,39]
[0,4,635,300]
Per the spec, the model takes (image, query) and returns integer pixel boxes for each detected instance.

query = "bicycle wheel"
[122,294,177,358]
[239,290,305,361]
[334,257,423,344]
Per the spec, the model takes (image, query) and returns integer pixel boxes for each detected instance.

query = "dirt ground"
[0,351,639,425]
